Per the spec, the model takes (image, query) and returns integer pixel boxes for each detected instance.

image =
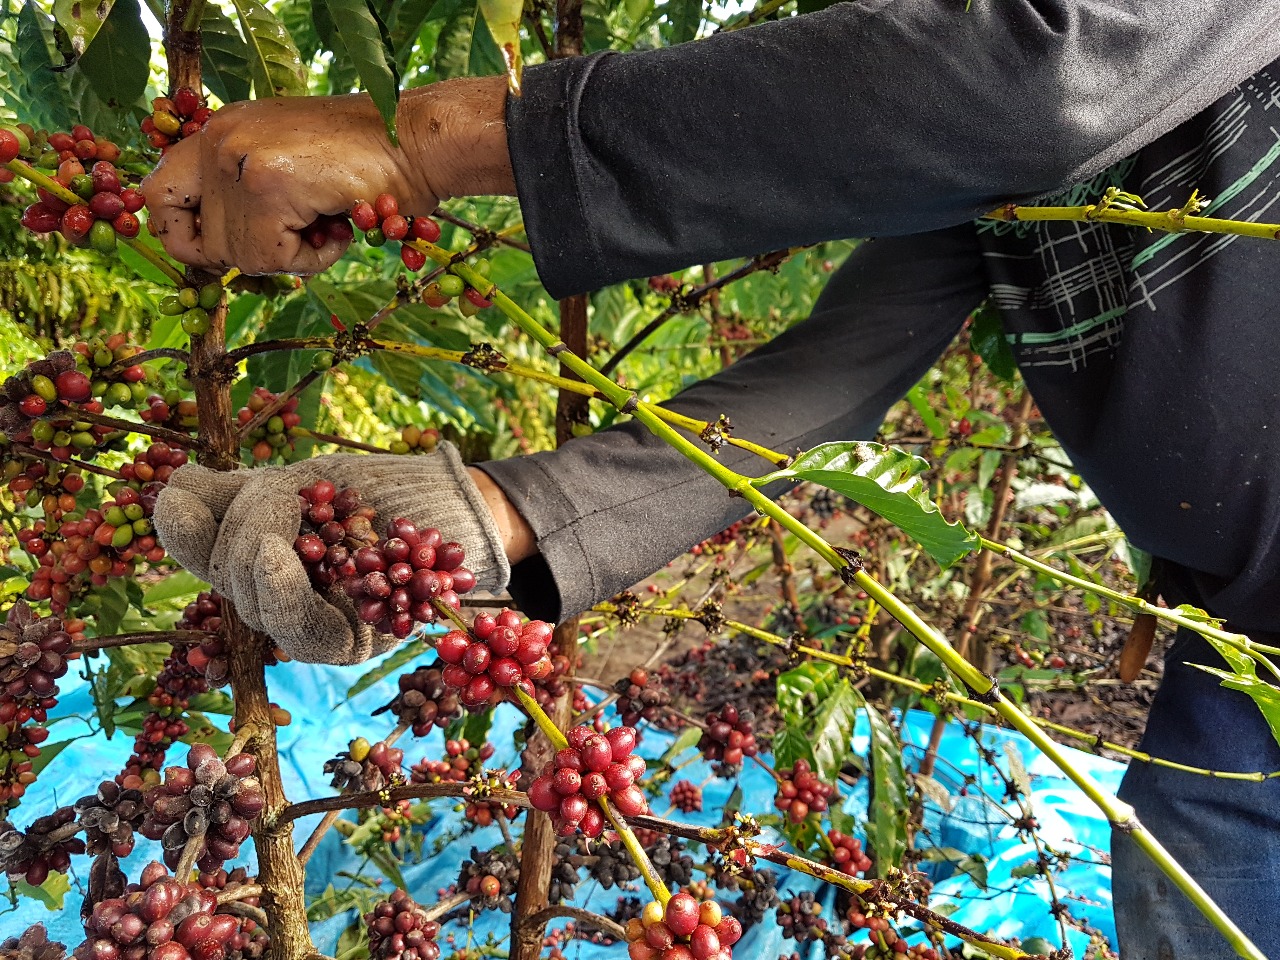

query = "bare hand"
[141,79,514,275]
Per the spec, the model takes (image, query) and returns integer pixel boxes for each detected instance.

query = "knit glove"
[152,444,510,664]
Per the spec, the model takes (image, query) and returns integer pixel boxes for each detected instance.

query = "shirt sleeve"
[505,0,1280,298]
[477,225,986,623]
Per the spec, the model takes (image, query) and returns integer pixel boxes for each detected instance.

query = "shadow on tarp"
[7,649,1121,957]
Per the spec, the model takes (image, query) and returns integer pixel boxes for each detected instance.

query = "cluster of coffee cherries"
[138,745,264,874]
[293,481,476,639]
[376,664,460,735]
[0,350,113,448]
[141,88,215,151]
[457,847,519,911]
[828,829,872,878]
[76,779,147,859]
[349,194,442,272]
[0,807,84,886]
[408,738,494,786]
[198,868,270,960]
[236,388,302,463]
[527,725,648,837]
[624,892,743,960]
[777,891,826,944]
[697,704,758,769]
[325,736,403,793]
[846,910,938,959]
[179,593,228,686]
[614,667,671,728]
[157,282,227,338]
[5,459,83,517]
[669,780,703,814]
[364,889,442,960]
[774,758,834,825]
[27,474,172,613]
[140,390,200,431]
[421,265,492,317]
[74,861,237,960]
[434,610,554,711]
[0,603,72,716]
[0,723,48,808]
[115,647,209,791]
[387,424,439,456]
[7,122,143,251]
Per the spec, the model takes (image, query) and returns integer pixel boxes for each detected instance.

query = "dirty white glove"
[153,444,509,664]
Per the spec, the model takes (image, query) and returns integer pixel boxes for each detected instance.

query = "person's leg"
[1112,628,1280,959]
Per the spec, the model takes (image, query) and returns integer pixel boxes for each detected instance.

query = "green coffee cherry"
[111,525,134,549]
[130,382,149,404]
[198,283,222,310]
[71,175,95,200]
[104,506,127,527]
[311,353,334,372]
[1,124,31,156]
[93,348,113,368]
[123,503,144,522]
[181,308,210,336]
[364,227,386,247]
[30,375,57,403]
[89,220,117,254]
[472,258,491,279]
[107,382,133,407]
[178,287,199,309]
[438,275,465,298]
[159,295,184,316]
[70,431,96,449]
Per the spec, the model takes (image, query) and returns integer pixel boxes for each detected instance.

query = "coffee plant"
[1,1,1278,960]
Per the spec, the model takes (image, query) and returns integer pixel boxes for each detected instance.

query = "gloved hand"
[153,444,510,665]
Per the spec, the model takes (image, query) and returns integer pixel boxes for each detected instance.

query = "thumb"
[164,462,251,521]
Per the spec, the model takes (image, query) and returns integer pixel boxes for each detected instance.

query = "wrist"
[400,77,516,202]
[467,466,536,564]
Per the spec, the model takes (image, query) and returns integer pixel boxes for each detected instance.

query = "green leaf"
[969,301,1017,383]
[771,725,815,772]
[752,442,980,568]
[317,0,401,140]
[245,294,331,391]
[229,0,308,97]
[775,662,838,725]
[1193,638,1280,752]
[14,870,71,910]
[16,0,75,131]
[430,0,504,79]
[862,696,908,876]
[142,569,209,605]
[52,0,115,57]
[920,848,988,889]
[30,736,78,776]
[476,0,521,89]
[84,576,132,635]
[660,725,703,765]
[73,0,148,107]
[809,678,857,785]
[665,0,700,43]
[348,639,431,699]
[389,0,445,66]
[905,384,947,440]
[201,2,254,104]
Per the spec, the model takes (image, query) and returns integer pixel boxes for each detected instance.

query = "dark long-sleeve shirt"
[482,2,1280,631]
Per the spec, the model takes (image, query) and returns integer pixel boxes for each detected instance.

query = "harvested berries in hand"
[527,723,648,837]
[434,610,553,711]
[293,482,477,639]
[774,758,834,825]
[625,892,742,960]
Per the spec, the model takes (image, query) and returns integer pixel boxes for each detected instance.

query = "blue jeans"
[1112,628,1280,959]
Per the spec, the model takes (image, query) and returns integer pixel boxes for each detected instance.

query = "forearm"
[479,225,987,622]
[506,0,1280,296]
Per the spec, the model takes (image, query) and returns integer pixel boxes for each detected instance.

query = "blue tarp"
[6,649,1123,956]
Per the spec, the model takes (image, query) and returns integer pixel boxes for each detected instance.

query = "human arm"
[143,2,1280,279]
[478,224,987,623]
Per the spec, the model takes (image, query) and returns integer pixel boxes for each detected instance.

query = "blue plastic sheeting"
[7,649,1123,958]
